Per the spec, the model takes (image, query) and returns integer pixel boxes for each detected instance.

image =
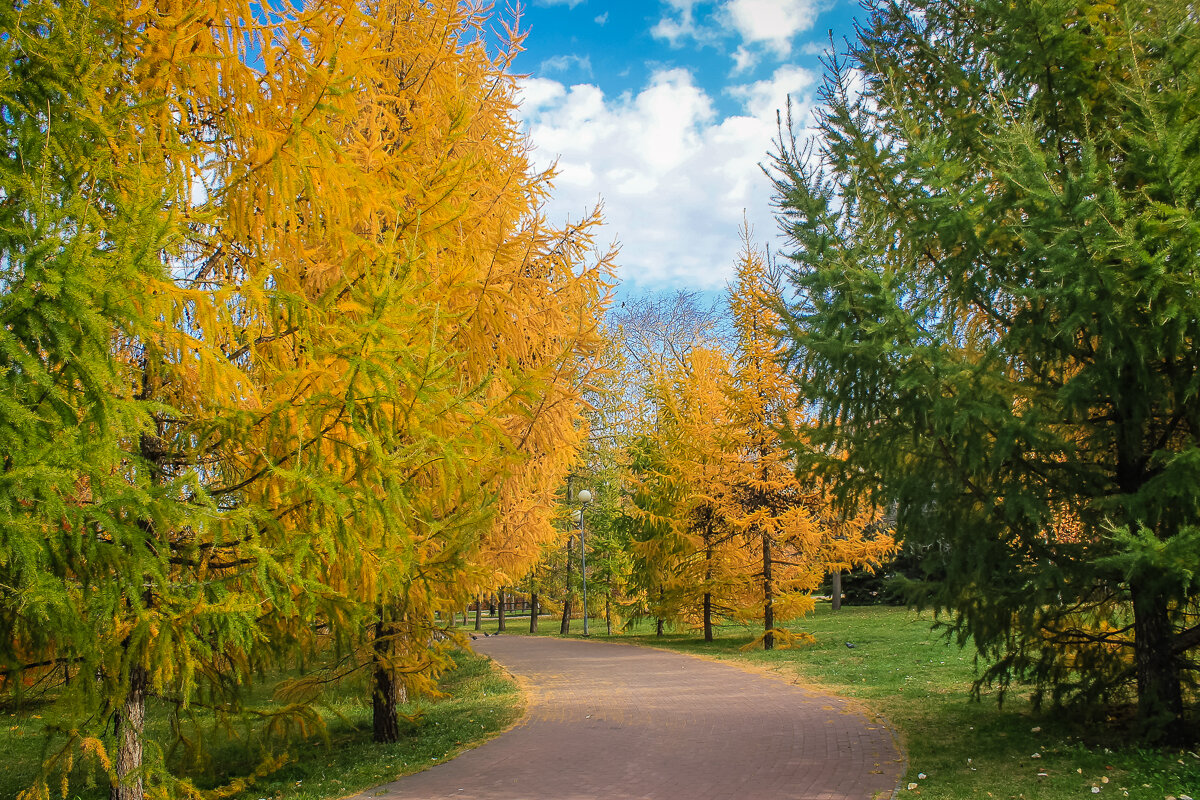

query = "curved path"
[353,636,904,800]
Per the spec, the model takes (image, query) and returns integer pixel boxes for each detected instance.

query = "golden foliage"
[724,230,895,643]
[622,231,893,641]
[5,0,609,795]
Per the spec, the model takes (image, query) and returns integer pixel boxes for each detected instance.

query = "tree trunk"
[831,570,842,611]
[560,597,572,634]
[474,597,482,631]
[114,432,161,800]
[529,593,539,633]
[1131,578,1184,743]
[372,617,406,743]
[560,535,573,634]
[703,534,714,642]
[656,617,664,637]
[488,596,496,616]
[111,664,147,800]
[763,531,775,651]
[605,591,612,637]
[497,589,507,632]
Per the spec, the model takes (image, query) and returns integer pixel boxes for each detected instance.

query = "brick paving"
[351,635,904,800]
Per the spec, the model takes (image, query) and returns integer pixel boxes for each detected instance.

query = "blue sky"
[505,1,861,292]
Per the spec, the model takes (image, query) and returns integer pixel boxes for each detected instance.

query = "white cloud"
[801,39,830,57]
[541,53,593,75]
[723,0,820,56]
[594,11,609,25]
[517,69,818,290]
[651,0,702,46]
[728,65,816,122]
[731,45,759,75]
[534,0,586,8]
[652,0,822,68]
[520,77,567,111]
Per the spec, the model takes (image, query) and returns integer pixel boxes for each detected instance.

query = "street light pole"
[575,489,593,636]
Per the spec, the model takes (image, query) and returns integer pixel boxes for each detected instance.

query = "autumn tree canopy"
[624,346,750,640]
[0,1,610,797]
[724,233,894,649]
[620,234,893,646]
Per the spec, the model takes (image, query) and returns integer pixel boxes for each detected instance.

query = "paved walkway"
[352,636,904,800]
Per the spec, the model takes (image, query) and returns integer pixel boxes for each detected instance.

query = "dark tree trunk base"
[372,619,408,743]
[560,599,572,635]
[1131,579,1185,743]
[561,534,574,635]
[373,670,403,743]
[763,532,775,651]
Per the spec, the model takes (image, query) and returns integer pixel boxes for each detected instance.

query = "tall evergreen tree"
[771,0,1200,740]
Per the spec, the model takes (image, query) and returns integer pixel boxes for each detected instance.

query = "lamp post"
[572,489,593,636]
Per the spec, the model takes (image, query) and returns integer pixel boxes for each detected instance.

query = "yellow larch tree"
[622,383,689,635]
[237,0,615,743]
[624,346,753,639]
[725,230,894,650]
[665,347,755,641]
[2,1,611,798]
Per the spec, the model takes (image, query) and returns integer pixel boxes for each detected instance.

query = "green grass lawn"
[7,607,1194,800]
[1,648,522,800]
[464,606,1199,800]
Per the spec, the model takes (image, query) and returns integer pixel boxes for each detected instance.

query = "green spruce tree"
[771,0,1200,741]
